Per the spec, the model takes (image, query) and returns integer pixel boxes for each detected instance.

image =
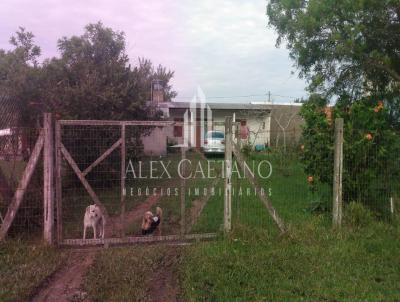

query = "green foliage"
[0,27,42,126]
[0,22,177,125]
[267,0,400,98]
[300,94,334,185]
[41,22,176,120]
[300,94,400,216]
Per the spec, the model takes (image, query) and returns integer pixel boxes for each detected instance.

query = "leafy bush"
[300,95,400,217]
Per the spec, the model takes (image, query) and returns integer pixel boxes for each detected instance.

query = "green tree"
[267,0,400,98]
[300,95,334,186]
[0,23,177,124]
[301,95,400,216]
[41,22,176,120]
[0,27,42,126]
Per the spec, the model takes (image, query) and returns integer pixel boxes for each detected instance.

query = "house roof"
[158,101,275,111]
[158,101,304,112]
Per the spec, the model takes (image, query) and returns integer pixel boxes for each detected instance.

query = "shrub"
[300,94,400,217]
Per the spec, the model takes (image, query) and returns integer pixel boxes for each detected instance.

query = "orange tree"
[300,95,400,217]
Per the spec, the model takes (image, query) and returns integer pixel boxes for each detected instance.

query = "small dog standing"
[83,204,106,239]
[141,207,162,236]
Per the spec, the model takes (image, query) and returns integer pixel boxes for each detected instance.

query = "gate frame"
[55,119,221,246]
[0,113,52,243]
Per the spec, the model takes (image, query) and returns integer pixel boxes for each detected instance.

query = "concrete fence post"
[224,117,232,233]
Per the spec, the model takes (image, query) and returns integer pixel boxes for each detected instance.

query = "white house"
[141,99,303,156]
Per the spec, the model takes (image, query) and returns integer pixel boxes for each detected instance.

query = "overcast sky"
[0,0,308,103]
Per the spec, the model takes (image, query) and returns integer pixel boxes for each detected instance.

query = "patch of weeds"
[0,239,64,302]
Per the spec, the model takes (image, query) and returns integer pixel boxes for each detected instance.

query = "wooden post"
[224,117,232,233]
[120,123,126,237]
[332,118,344,228]
[235,123,240,220]
[180,147,186,237]
[55,120,62,244]
[43,113,54,244]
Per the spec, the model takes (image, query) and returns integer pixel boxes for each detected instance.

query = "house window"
[174,118,183,137]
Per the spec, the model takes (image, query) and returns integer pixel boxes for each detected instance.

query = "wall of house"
[269,105,304,148]
[167,108,271,148]
[210,109,271,147]
[162,103,304,150]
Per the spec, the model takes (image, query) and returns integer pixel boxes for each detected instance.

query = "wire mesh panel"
[233,127,332,231]
[57,120,225,244]
[342,129,400,219]
[184,149,225,234]
[0,127,43,239]
[59,124,121,239]
[233,124,400,229]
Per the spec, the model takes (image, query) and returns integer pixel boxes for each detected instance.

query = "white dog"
[83,204,105,239]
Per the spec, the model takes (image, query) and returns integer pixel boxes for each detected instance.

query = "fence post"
[180,147,186,237]
[390,196,395,219]
[332,118,344,228]
[224,117,232,233]
[55,120,62,244]
[120,123,126,238]
[235,122,240,220]
[43,113,54,244]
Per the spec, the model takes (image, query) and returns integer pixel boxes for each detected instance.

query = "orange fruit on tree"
[365,133,373,140]
[374,100,384,112]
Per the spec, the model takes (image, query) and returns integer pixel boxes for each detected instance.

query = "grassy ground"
[181,219,400,301]
[0,239,65,302]
[1,151,399,301]
[180,151,400,301]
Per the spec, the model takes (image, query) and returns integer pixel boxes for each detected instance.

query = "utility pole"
[267,90,271,103]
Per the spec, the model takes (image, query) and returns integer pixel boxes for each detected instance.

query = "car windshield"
[207,131,224,139]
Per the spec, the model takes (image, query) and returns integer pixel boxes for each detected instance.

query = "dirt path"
[31,194,162,302]
[31,251,95,302]
[105,193,160,237]
[147,248,181,302]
